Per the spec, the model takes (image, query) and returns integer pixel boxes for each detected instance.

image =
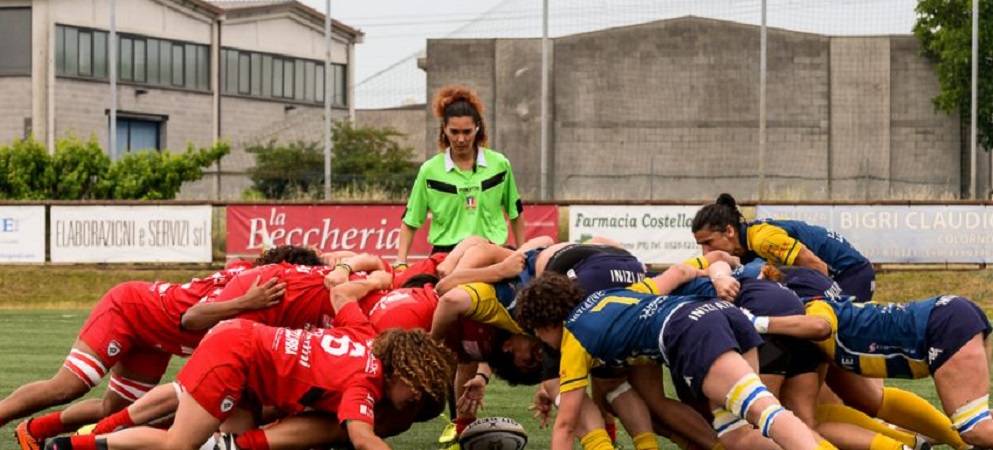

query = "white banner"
[51,205,212,263]
[0,206,46,263]
[756,204,993,263]
[569,205,702,264]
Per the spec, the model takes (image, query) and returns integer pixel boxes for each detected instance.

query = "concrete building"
[419,17,975,201]
[0,0,361,199]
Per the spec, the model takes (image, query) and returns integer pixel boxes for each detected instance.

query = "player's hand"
[496,253,525,279]
[457,376,486,416]
[367,270,394,290]
[712,274,740,301]
[242,276,285,309]
[324,266,351,288]
[528,386,553,429]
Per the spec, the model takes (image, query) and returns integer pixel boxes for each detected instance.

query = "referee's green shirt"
[402,147,523,247]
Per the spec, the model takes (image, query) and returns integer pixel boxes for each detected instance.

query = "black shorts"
[758,334,822,377]
[925,296,992,373]
[545,244,632,273]
[660,301,764,398]
[567,253,646,294]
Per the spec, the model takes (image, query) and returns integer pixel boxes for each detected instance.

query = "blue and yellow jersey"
[742,220,868,276]
[460,279,524,335]
[558,279,709,393]
[515,247,544,286]
[806,297,936,379]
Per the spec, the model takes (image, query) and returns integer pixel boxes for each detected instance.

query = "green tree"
[0,138,54,200]
[914,0,993,150]
[246,122,418,200]
[0,137,227,200]
[51,138,111,200]
[97,143,230,200]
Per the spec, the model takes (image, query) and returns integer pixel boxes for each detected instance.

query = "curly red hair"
[432,84,488,150]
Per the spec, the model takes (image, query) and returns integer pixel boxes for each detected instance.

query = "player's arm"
[705,261,740,301]
[552,388,585,450]
[345,421,390,450]
[648,263,704,295]
[180,276,286,331]
[330,270,392,313]
[519,235,555,252]
[746,301,834,340]
[435,251,523,294]
[793,247,829,276]
[325,253,391,287]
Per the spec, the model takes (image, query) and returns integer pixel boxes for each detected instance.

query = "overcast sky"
[299,0,504,82]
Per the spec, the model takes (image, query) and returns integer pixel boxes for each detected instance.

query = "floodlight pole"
[540,0,550,200]
[758,0,767,200]
[109,0,117,159]
[970,0,978,198]
[324,0,333,201]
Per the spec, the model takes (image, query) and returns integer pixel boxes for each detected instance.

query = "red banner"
[226,204,559,261]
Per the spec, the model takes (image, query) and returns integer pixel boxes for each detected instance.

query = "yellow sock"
[816,403,917,446]
[815,439,839,450]
[580,428,614,450]
[877,387,966,449]
[869,434,906,450]
[632,432,659,450]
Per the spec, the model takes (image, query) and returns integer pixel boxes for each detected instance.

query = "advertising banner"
[0,206,46,263]
[568,205,701,264]
[756,204,993,263]
[226,204,559,261]
[50,205,212,263]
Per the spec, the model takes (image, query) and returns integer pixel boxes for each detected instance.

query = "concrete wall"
[356,105,427,158]
[0,77,32,144]
[223,15,348,63]
[52,0,213,44]
[54,79,214,150]
[423,17,962,201]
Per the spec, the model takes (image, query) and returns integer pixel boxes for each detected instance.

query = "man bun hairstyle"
[433,84,488,150]
[691,193,745,233]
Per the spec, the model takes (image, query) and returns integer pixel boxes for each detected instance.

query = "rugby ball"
[458,417,528,450]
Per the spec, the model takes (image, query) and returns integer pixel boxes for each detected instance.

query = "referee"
[396,85,525,266]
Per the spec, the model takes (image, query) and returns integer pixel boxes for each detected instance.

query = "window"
[224,49,238,94]
[171,44,183,86]
[238,52,250,94]
[134,39,146,82]
[0,8,31,75]
[250,53,262,96]
[79,31,92,76]
[315,64,324,102]
[304,61,315,102]
[333,64,346,107]
[272,58,283,97]
[283,58,294,98]
[294,60,305,101]
[261,55,272,97]
[55,25,208,91]
[115,118,162,152]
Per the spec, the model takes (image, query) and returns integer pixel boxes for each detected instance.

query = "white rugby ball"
[458,417,528,450]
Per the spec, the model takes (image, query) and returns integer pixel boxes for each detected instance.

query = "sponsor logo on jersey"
[928,347,943,364]
[107,340,122,357]
[220,395,235,413]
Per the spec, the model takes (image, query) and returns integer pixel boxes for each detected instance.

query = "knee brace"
[951,394,991,434]
[724,373,773,419]
[64,349,108,388]
[108,374,155,403]
[605,381,632,405]
[711,408,749,437]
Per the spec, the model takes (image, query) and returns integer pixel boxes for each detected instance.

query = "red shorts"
[75,282,172,382]
[176,320,254,421]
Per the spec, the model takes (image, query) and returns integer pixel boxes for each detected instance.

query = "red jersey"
[391,253,447,289]
[454,319,500,363]
[365,286,439,331]
[251,304,382,422]
[127,267,249,356]
[212,263,337,331]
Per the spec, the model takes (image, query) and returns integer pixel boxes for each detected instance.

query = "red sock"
[455,416,476,435]
[28,411,65,440]
[604,419,618,443]
[235,429,270,450]
[69,435,98,450]
[92,408,134,435]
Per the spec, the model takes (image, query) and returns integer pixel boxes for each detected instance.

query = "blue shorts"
[835,261,875,302]
[659,300,764,398]
[567,253,646,295]
[925,296,992,373]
